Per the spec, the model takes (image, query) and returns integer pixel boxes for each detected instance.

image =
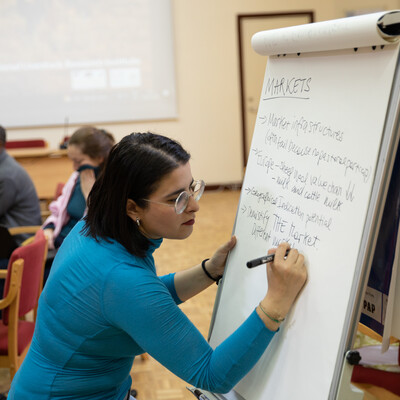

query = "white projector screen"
[0,0,177,128]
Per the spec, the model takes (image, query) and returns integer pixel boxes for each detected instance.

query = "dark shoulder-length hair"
[83,132,191,257]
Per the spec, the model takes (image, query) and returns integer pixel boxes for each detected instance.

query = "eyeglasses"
[143,180,205,214]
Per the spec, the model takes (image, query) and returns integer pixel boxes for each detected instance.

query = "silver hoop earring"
[136,217,140,227]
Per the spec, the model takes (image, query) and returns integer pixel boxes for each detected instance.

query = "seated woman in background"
[9,132,307,400]
[42,126,115,278]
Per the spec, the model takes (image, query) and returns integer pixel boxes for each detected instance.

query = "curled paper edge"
[251,11,400,56]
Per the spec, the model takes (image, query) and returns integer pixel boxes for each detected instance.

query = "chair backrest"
[2,229,47,324]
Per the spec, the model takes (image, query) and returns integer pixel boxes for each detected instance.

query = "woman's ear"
[126,199,140,221]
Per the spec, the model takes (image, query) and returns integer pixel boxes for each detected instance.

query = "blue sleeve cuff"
[160,273,182,304]
[251,307,281,334]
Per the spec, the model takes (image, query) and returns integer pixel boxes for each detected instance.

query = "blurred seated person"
[42,126,115,278]
[0,125,42,257]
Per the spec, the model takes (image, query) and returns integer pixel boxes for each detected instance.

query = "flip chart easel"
[205,11,400,400]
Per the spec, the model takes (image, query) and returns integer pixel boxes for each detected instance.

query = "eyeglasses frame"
[142,179,205,214]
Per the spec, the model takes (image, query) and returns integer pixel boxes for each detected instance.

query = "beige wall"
[8,0,400,185]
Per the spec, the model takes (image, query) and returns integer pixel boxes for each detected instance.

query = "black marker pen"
[247,249,290,268]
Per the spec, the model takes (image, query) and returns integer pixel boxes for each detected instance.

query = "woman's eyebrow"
[164,188,183,198]
[163,178,194,198]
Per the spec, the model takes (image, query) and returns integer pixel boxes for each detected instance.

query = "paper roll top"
[251,10,400,56]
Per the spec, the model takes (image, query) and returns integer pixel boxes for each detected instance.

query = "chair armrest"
[8,226,42,236]
[0,270,7,279]
[0,259,23,310]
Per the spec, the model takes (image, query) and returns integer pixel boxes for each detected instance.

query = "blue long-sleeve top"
[9,220,276,400]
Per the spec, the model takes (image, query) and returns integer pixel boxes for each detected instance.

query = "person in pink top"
[42,126,115,281]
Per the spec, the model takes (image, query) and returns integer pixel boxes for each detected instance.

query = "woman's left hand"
[206,236,237,280]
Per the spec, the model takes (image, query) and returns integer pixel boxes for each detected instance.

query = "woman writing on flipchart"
[9,132,307,400]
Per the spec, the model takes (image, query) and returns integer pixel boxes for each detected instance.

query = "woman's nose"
[186,194,200,213]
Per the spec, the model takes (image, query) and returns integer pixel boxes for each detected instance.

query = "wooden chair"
[0,260,24,381]
[9,228,48,312]
[8,226,42,237]
[0,225,41,262]
[0,229,47,379]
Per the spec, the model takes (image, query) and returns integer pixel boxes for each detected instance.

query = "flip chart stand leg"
[335,351,365,400]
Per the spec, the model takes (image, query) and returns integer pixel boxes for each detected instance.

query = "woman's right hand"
[43,228,55,250]
[257,242,307,330]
